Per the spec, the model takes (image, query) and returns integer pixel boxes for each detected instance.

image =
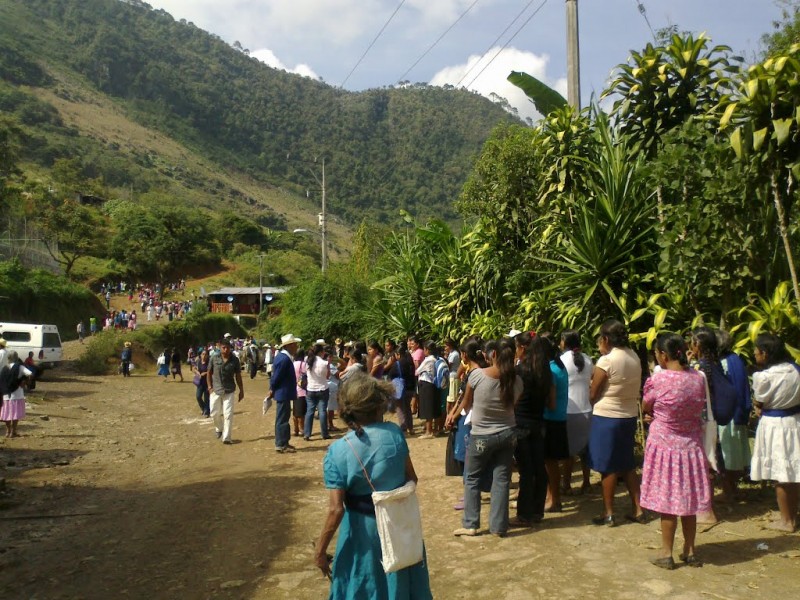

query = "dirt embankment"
[0,341,798,599]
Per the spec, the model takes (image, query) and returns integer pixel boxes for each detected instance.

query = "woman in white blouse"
[751,333,800,533]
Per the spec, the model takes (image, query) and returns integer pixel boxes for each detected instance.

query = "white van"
[0,323,63,367]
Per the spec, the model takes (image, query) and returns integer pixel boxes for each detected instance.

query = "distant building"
[205,286,289,316]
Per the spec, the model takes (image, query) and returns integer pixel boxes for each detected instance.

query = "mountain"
[0,0,519,229]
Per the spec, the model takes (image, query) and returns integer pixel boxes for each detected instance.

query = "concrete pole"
[320,158,327,273]
[566,0,581,109]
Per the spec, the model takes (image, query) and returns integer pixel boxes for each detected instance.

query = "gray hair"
[6,350,18,363]
[338,372,394,434]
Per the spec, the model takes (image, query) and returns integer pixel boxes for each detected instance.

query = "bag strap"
[344,435,376,493]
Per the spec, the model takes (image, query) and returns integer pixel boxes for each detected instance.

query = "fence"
[0,218,62,274]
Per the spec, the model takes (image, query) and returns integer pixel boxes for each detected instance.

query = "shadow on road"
[0,471,312,599]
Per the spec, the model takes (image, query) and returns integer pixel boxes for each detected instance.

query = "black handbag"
[444,428,464,476]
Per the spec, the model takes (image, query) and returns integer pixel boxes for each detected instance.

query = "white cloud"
[430,47,566,123]
[250,48,319,79]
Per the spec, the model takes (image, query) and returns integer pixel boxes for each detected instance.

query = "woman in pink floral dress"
[640,332,711,570]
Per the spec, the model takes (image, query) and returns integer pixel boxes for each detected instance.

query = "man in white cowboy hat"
[268,333,301,453]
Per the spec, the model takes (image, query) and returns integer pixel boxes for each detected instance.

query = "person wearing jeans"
[463,428,516,533]
[304,342,331,440]
[446,338,522,537]
[270,334,301,453]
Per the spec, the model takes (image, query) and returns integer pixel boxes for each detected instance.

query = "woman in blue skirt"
[588,319,646,526]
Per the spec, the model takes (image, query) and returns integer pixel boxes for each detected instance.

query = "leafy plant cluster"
[338,32,800,358]
[0,259,106,337]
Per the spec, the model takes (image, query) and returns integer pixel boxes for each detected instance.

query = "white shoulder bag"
[345,437,424,573]
[700,371,719,472]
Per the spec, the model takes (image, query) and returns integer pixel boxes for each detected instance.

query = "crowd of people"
[303,321,799,596]
[94,297,799,594]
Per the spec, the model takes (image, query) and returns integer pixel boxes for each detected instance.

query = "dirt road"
[0,341,798,599]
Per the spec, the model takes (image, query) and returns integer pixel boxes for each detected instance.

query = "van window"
[43,333,62,348]
[1,331,31,342]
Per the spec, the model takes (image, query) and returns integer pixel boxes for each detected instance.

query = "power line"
[396,0,481,84]
[456,0,539,88]
[340,0,407,88]
[464,0,549,90]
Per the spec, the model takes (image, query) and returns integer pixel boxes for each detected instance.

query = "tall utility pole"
[320,158,327,273]
[566,0,581,109]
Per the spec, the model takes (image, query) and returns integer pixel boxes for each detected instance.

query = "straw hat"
[124,341,132,348]
[0,338,6,347]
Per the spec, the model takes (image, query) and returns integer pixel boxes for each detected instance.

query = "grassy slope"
[22,72,351,259]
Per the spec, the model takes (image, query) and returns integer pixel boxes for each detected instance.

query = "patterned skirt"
[641,428,712,516]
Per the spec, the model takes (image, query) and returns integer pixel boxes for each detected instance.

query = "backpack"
[434,357,449,390]
[706,362,737,427]
[2,363,22,396]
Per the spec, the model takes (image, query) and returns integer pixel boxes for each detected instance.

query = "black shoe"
[592,514,616,527]
[679,553,703,567]
[215,431,222,439]
[322,435,332,440]
[303,436,311,441]
[649,556,675,570]
[223,440,232,445]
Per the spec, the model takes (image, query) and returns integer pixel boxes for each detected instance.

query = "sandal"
[592,514,616,527]
[649,556,675,570]
[679,554,703,567]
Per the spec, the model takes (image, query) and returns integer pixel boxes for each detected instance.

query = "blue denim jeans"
[275,400,292,448]
[463,428,516,534]
[195,384,210,416]
[304,389,329,438]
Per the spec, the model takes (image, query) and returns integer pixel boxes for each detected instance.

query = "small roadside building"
[206,287,289,317]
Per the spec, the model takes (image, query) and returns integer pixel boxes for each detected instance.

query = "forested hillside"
[0,0,518,225]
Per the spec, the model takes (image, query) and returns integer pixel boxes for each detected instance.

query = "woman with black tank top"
[511,335,554,527]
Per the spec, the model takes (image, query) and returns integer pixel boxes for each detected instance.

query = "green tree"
[762,1,800,55]
[31,192,109,276]
[721,43,800,311]
[603,32,739,156]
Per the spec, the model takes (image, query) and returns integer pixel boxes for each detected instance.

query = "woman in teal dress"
[314,373,432,600]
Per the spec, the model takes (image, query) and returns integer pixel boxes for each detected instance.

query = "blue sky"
[145,0,785,121]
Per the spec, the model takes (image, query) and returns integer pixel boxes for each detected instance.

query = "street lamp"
[292,228,326,273]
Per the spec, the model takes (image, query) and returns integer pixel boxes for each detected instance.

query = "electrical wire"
[464,0,548,90]
[396,0,481,84]
[456,0,538,88]
[340,0,407,89]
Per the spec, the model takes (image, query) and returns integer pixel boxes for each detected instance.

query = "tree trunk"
[771,172,800,313]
